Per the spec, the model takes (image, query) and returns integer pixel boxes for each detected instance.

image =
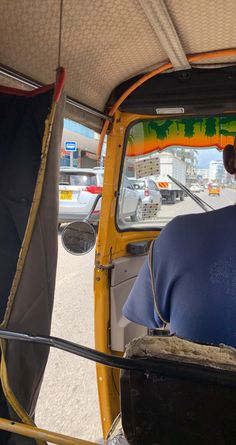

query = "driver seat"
[120,334,236,445]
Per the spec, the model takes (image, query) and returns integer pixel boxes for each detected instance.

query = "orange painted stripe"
[158,182,169,188]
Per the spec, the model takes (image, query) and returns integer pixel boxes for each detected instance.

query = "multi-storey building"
[208,160,224,183]
[60,119,106,168]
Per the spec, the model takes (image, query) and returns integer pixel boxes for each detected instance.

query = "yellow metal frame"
[94,111,161,438]
[0,418,98,445]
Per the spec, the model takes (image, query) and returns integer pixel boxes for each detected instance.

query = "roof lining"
[0,64,112,125]
[97,48,236,157]
[1,51,236,136]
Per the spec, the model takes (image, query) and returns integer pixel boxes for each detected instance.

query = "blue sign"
[64,141,77,151]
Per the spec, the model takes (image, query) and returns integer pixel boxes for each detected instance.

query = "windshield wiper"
[167,175,214,213]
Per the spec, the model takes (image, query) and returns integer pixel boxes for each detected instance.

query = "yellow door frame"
[94,111,159,438]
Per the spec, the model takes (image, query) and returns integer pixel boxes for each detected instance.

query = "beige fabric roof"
[1,0,236,131]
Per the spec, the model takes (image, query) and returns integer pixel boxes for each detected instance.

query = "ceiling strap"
[138,0,191,70]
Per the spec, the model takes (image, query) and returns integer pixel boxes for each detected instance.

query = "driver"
[123,143,236,347]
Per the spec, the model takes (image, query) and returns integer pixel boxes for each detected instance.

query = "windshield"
[59,172,98,186]
[117,116,236,230]
[129,179,146,189]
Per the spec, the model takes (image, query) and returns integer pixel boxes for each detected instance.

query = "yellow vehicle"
[1,1,236,445]
[208,183,221,196]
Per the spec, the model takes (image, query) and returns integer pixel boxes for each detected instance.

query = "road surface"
[145,187,236,227]
[36,239,102,443]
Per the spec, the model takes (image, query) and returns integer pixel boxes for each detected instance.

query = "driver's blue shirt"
[122,205,236,347]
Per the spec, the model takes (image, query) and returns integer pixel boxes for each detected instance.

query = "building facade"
[208,160,224,183]
[60,119,106,168]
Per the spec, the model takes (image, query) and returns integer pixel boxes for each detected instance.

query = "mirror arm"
[84,194,102,222]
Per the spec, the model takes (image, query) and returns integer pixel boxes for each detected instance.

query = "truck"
[154,152,186,204]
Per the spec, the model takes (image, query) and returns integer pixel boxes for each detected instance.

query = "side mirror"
[61,221,96,255]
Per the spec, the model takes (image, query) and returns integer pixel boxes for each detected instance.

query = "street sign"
[64,141,77,151]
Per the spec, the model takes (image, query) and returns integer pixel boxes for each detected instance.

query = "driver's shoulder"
[158,206,235,244]
[155,211,212,248]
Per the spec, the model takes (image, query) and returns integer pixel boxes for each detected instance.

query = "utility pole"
[70,151,73,167]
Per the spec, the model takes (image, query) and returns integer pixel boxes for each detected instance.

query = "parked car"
[129,177,162,219]
[58,167,103,225]
[119,177,143,222]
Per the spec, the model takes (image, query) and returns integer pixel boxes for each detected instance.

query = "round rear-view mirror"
[61,221,96,255]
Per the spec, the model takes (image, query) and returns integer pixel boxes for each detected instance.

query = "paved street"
[35,239,102,443]
[35,187,236,443]
[152,187,236,226]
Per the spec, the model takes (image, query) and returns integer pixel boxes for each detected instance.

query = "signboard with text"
[64,141,77,151]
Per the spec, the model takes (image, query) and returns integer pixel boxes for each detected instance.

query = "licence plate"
[60,191,72,200]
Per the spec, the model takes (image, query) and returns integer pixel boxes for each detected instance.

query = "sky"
[197,148,222,169]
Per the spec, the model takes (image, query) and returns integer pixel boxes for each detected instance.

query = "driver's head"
[223,138,236,174]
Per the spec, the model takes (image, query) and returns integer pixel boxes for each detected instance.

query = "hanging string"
[57,0,64,69]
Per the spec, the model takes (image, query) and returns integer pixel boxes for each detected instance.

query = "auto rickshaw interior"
[1,1,236,443]
[1,62,236,445]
